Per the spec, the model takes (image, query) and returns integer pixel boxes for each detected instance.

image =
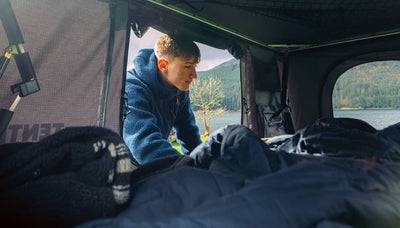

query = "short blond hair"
[155,34,200,63]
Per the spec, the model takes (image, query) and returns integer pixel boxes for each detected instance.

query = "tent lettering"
[0,123,65,143]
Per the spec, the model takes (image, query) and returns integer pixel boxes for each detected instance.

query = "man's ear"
[157,58,168,72]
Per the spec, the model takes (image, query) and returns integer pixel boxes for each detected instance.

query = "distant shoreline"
[334,107,398,111]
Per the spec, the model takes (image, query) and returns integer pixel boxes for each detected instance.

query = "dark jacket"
[123,49,201,164]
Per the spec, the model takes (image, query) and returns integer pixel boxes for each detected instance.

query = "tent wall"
[0,0,126,143]
[287,34,400,129]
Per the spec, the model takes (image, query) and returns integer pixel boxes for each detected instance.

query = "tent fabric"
[79,121,400,228]
[0,0,126,144]
[287,37,400,129]
[152,0,400,45]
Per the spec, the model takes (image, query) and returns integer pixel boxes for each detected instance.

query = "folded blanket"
[0,126,137,227]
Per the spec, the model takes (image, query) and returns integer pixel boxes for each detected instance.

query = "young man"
[123,34,202,164]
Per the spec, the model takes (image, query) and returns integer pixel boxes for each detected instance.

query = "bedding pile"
[0,127,137,226]
[80,118,400,228]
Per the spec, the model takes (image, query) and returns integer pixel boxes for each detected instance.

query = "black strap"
[99,3,117,127]
[0,0,39,137]
[119,11,131,135]
[0,0,39,96]
[0,109,13,138]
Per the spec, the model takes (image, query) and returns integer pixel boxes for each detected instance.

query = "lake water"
[198,109,400,133]
[334,109,400,129]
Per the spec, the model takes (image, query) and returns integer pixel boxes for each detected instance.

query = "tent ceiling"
[147,0,400,48]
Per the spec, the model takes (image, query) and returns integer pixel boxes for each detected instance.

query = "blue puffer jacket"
[123,49,201,164]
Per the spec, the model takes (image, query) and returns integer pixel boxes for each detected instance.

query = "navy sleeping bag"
[78,118,400,228]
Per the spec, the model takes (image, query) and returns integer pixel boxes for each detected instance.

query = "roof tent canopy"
[131,0,400,51]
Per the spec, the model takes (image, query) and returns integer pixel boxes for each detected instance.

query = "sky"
[127,27,234,71]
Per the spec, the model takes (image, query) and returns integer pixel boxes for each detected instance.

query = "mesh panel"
[0,0,125,143]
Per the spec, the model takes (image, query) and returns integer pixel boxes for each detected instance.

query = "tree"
[190,77,225,138]
[333,61,400,109]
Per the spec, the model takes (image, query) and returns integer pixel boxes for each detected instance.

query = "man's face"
[159,56,198,91]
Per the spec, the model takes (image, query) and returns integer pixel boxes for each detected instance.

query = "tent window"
[126,27,240,142]
[333,60,400,129]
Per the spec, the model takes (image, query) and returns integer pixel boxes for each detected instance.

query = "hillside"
[197,58,241,110]
[196,59,400,110]
[333,61,400,109]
